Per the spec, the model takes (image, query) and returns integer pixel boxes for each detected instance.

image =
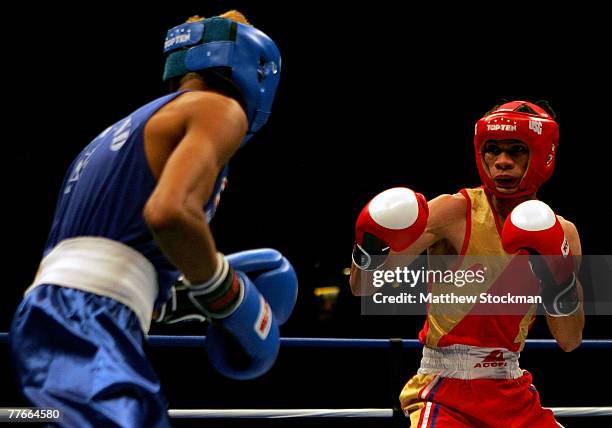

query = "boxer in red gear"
[502,200,580,318]
[350,101,584,428]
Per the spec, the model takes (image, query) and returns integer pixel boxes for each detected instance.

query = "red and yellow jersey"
[418,187,540,352]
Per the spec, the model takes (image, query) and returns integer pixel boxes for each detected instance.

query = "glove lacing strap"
[543,272,580,317]
[528,254,580,317]
[352,233,390,271]
[154,283,207,324]
[352,243,373,270]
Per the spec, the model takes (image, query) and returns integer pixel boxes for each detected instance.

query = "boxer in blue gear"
[9,10,289,428]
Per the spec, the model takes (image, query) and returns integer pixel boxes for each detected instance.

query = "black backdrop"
[2,2,611,426]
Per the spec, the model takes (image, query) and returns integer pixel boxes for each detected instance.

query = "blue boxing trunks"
[10,284,171,427]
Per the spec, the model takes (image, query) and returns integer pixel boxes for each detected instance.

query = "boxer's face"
[482,140,529,196]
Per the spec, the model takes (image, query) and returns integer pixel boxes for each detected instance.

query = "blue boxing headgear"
[163,17,281,141]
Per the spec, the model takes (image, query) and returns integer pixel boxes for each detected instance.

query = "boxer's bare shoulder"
[422,193,467,254]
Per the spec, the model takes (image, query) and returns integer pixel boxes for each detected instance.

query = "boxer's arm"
[143,92,248,283]
[546,218,585,352]
[350,193,466,295]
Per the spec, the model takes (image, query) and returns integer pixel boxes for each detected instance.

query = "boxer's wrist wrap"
[185,253,243,319]
[528,254,580,317]
[352,233,390,271]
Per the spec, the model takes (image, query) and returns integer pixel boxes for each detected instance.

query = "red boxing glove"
[502,200,579,316]
[353,187,428,271]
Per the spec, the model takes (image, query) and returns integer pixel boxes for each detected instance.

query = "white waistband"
[26,237,158,333]
[417,344,523,380]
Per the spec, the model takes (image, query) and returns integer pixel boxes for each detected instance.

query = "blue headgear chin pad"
[163,18,281,138]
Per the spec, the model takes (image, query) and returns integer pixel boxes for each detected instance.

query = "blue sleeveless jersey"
[44,92,228,305]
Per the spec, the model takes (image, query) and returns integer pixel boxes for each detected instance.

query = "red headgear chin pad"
[474,101,559,199]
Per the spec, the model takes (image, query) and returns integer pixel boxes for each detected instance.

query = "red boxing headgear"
[474,101,559,199]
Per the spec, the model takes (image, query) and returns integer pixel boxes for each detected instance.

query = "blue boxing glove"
[183,253,280,380]
[226,249,298,324]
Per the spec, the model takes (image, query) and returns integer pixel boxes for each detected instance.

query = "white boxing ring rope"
[167,407,612,418]
[2,333,611,349]
[1,333,610,419]
[169,408,394,418]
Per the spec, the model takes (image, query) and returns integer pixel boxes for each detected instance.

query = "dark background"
[1,2,610,426]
